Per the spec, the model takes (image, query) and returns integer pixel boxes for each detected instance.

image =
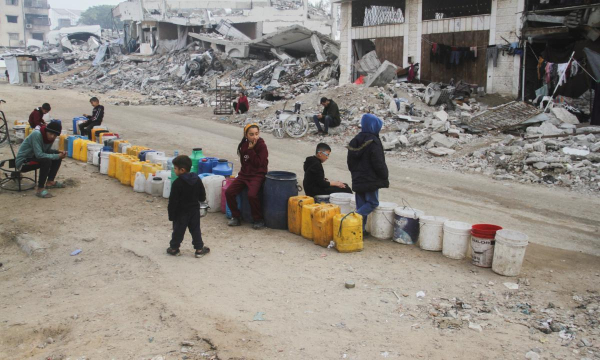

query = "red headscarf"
[39,125,54,144]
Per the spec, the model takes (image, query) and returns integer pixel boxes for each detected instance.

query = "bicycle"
[0,100,7,145]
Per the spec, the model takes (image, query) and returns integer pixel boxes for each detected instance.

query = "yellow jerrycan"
[72,138,84,161]
[313,204,341,247]
[120,157,134,186]
[333,213,364,253]
[58,134,68,152]
[301,204,323,240]
[288,196,314,235]
[108,153,123,178]
[115,155,127,182]
[80,140,91,163]
[130,161,143,187]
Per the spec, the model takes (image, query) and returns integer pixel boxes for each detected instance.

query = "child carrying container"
[225,123,269,229]
[347,114,389,233]
[167,155,210,258]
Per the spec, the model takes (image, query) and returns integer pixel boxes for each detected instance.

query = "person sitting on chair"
[233,92,249,114]
[313,97,341,136]
[15,121,66,198]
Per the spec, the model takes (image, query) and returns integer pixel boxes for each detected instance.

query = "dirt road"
[0,85,599,359]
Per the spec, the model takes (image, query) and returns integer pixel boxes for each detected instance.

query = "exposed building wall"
[339,1,352,85]
[0,1,26,47]
[49,9,81,30]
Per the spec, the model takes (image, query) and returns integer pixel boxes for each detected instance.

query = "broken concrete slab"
[356,51,381,74]
[311,34,327,62]
[551,107,579,125]
[434,110,448,122]
[431,133,457,149]
[428,147,456,156]
[216,20,252,41]
[365,61,398,87]
[250,25,340,58]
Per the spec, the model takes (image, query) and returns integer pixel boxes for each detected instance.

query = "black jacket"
[168,172,206,221]
[303,156,330,197]
[347,133,389,193]
[87,105,105,123]
[322,100,341,127]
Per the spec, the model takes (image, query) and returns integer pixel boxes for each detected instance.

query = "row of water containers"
[288,193,529,276]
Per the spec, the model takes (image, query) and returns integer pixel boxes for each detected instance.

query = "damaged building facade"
[112,0,335,56]
[0,0,51,47]
[337,0,526,97]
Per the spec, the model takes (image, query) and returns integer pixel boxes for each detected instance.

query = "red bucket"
[471,224,503,239]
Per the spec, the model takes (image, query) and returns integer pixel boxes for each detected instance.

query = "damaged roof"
[250,25,339,55]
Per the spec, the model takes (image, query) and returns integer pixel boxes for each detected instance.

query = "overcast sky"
[48,0,122,11]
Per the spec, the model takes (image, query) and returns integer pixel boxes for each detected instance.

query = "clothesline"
[421,36,503,50]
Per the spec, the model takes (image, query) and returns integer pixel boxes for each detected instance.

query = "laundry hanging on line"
[430,43,478,69]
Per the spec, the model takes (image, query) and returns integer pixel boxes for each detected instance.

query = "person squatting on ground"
[233,92,249,114]
[28,103,51,129]
[347,113,389,233]
[313,97,341,135]
[166,155,211,258]
[79,97,105,139]
[303,142,352,197]
[16,121,66,198]
[225,123,269,229]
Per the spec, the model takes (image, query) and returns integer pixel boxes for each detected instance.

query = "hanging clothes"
[537,57,545,80]
[486,46,498,67]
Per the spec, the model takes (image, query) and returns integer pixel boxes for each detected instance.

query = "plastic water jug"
[212,159,234,177]
[91,127,108,142]
[163,177,171,198]
[95,130,110,143]
[72,116,86,135]
[87,143,103,164]
[73,138,84,160]
[202,175,225,213]
[113,139,125,152]
[120,158,134,186]
[199,173,214,179]
[108,153,123,178]
[100,152,111,174]
[221,178,235,213]
[80,140,94,163]
[199,158,212,174]
[119,142,131,153]
[263,171,299,230]
[146,151,165,163]
[330,193,355,215]
[287,196,315,235]
[312,204,341,247]
[115,155,129,182]
[93,151,101,166]
[365,202,398,240]
[301,204,324,240]
[167,150,179,170]
[151,177,164,197]
[134,172,146,193]
[145,173,154,194]
[100,133,118,144]
[139,150,156,162]
[190,148,205,174]
[130,162,143,187]
[334,213,364,253]
[58,134,68,152]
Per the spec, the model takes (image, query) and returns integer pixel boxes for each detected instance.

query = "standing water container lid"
[375,202,398,211]
[394,207,424,219]
[266,171,297,181]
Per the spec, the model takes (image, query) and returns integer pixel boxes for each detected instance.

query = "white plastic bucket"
[367,202,398,240]
[419,216,448,251]
[87,144,103,164]
[202,175,225,213]
[134,172,145,193]
[14,125,26,140]
[492,230,529,277]
[330,193,355,214]
[350,197,356,211]
[121,143,132,154]
[100,152,110,174]
[92,151,101,166]
[442,221,472,259]
[393,207,424,245]
[471,236,495,268]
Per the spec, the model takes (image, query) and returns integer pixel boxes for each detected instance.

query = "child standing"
[79,97,105,139]
[347,114,389,233]
[225,124,269,229]
[167,155,210,257]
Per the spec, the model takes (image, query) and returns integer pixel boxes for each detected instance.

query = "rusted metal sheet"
[462,101,542,131]
[420,30,489,88]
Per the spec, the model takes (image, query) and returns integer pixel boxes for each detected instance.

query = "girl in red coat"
[226,124,269,229]
[233,92,249,114]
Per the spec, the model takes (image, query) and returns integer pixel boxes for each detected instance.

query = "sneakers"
[166,247,181,256]
[195,247,210,258]
[252,220,265,230]
[228,217,241,226]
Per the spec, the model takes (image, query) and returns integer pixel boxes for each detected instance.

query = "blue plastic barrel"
[67,135,87,158]
[72,116,86,135]
[213,159,234,177]
[262,171,299,230]
[199,157,218,174]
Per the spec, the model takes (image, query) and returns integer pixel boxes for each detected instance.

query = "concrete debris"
[365,61,398,87]
[551,107,580,125]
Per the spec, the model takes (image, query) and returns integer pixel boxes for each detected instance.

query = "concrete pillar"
[339,1,352,85]
[311,34,327,62]
[486,0,498,94]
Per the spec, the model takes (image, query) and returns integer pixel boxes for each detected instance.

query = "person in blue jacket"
[347,113,389,233]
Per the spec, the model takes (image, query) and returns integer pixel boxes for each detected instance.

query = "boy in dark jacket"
[79,97,105,139]
[303,143,352,197]
[167,155,210,258]
[347,114,389,231]
[313,97,341,135]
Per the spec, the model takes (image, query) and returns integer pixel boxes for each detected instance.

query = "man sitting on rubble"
[303,142,352,197]
[313,97,341,136]
[233,92,249,114]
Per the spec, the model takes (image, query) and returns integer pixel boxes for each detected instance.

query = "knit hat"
[46,120,62,135]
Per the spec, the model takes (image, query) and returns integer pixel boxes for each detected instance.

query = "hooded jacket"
[346,114,389,193]
[303,155,329,197]
[168,172,206,221]
[28,108,45,129]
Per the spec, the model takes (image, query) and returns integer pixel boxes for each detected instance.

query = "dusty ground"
[0,85,599,360]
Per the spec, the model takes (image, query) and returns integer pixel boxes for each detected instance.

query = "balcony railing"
[26,17,51,26]
[24,0,49,9]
